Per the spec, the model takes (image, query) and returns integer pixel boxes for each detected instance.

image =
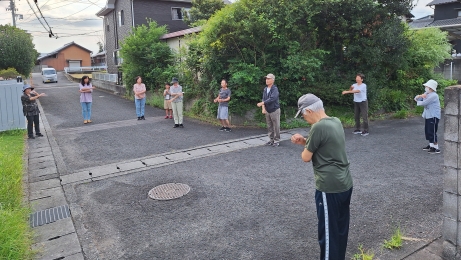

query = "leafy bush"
[0,68,21,79]
[120,20,174,92]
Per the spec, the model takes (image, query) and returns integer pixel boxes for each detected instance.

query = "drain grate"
[148,183,191,200]
[30,205,70,228]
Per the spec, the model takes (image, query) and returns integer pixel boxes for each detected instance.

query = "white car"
[41,68,58,83]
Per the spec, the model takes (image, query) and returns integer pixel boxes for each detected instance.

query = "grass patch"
[352,244,374,260]
[146,92,164,109]
[383,227,403,250]
[393,110,409,119]
[0,130,34,260]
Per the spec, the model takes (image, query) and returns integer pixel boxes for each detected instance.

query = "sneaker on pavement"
[219,126,225,131]
[422,145,431,151]
[179,124,184,128]
[353,129,361,134]
[272,142,280,147]
[173,124,179,128]
[224,127,232,132]
[165,116,169,119]
[428,147,441,154]
[36,133,44,137]
[265,141,274,146]
[361,131,369,136]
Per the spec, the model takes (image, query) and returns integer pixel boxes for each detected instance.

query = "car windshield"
[43,70,55,75]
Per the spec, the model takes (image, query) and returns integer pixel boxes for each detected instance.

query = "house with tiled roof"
[36,42,93,71]
[96,0,230,76]
[409,0,461,52]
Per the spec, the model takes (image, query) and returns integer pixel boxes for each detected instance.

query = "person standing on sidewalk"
[163,83,173,119]
[133,76,146,120]
[342,73,369,136]
[257,73,280,146]
[214,79,231,132]
[414,79,441,154]
[21,85,46,139]
[168,77,184,128]
[79,75,95,124]
[291,93,353,260]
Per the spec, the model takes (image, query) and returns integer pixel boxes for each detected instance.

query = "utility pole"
[5,0,18,27]
[11,0,16,27]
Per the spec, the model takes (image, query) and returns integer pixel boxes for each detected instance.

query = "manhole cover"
[148,183,190,200]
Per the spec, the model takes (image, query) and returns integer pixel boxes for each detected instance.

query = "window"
[458,10,461,17]
[113,50,123,65]
[118,10,124,26]
[171,7,183,20]
[106,17,110,31]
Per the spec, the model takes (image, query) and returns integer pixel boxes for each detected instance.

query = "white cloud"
[0,0,105,53]
[412,0,434,19]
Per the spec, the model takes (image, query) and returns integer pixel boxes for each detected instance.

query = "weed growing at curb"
[383,227,403,250]
[352,244,374,260]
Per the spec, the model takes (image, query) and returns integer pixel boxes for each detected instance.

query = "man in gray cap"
[21,84,46,139]
[291,94,353,260]
[257,73,280,146]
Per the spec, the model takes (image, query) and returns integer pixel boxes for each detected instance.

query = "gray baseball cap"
[265,73,275,80]
[294,94,321,118]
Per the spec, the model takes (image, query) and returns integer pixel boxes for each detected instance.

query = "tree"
[183,0,432,114]
[120,20,174,91]
[183,0,225,27]
[0,25,37,76]
[97,41,104,53]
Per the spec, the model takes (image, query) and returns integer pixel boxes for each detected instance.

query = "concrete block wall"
[443,85,461,260]
[92,79,127,96]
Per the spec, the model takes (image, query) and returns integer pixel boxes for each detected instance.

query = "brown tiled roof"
[160,26,202,40]
[37,41,92,61]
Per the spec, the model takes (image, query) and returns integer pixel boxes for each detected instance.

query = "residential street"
[29,72,444,259]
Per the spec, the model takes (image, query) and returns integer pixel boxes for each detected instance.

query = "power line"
[22,0,93,22]
[59,4,94,19]
[25,0,49,34]
[34,0,55,34]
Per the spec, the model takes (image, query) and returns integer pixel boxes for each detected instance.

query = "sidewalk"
[27,103,84,260]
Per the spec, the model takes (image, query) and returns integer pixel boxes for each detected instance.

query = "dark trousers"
[425,117,439,144]
[26,115,41,137]
[315,188,353,260]
[354,101,368,131]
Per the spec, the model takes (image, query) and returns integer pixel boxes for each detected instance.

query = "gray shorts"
[217,106,228,120]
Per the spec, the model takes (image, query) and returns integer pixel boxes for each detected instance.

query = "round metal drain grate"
[148,183,191,200]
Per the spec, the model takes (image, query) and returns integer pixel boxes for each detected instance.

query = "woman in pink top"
[79,75,95,124]
[133,76,147,120]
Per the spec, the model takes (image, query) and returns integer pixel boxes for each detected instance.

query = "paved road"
[32,72,444,259]
[34,73,263,173]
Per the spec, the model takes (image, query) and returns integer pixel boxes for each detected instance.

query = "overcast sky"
[0,0,435,55]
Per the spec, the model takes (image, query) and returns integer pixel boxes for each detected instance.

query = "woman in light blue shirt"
[414,79,441,154]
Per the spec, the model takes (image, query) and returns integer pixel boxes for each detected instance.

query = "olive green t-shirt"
[305,117,353,193]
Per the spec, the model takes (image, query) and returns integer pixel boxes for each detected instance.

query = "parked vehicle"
[41,68,58,83]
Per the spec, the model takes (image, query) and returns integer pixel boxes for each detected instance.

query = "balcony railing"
[64,66,107,73]
[92,72,117,83]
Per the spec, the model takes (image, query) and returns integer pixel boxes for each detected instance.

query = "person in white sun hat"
[414,79,441,154]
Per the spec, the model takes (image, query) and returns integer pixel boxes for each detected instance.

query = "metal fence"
[92,72,118,83]
[64,66,107,73]
[0,80,26,131]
